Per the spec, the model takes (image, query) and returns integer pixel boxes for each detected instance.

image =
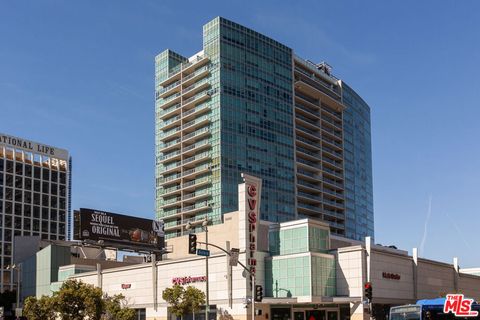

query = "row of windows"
[0,191,67,208]
[0,160,67,184]
[1,176,67,194]
[1,221,66,238]
[0,201,67,218]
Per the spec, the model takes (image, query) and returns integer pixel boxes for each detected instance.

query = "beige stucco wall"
[336,246,365,297]
[416,258,455,298]
[370,251,414,302]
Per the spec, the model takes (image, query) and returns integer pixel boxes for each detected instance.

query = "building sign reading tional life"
[242,174,262,278]
[0,133,68,159]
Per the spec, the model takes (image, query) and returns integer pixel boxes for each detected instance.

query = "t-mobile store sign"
[242,174,262,278]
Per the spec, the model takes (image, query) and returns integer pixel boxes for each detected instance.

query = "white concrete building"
[63,177,480,320]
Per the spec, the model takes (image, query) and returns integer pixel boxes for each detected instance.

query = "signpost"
[197,249,210,257]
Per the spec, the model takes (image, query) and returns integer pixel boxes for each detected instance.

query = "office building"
[155,17,373,240]
[0,133,71,291]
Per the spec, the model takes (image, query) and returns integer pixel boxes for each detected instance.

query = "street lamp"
[186,217,210,320]
[6,264,21,310]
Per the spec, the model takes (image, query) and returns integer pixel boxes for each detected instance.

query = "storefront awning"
[262,296,362,305]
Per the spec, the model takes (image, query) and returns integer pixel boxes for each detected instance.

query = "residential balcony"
[321,107,342,121]
[160,126,182,141]
[323,178,344,190]
[181,177,211,192]
[160,103,182,120]
[296,126,321,141]
[182,65,210,87]
[162,115,182,131]
[323,167,343,179]
[182,151,211,168]
[323,198,344,209]
[322,157,343,170]
[297,158,321,170]
[160,138,181,153]
[323,188,344,199]
[295,104,320,119]
[296,136,321,150]
[323,148,342,162]
[321,116,342,130]
[182,127,210,144]
[182,80,210,99]
[297,191,322,203]
[297,168,320,180]
[296,146,320,161]
[183,189,209,203]
[162,161,182,175]
[181,201,210,215]
[324,209,344,220]
[297,179,322,193]
[181,55,209,75]
[159,173,182,186]
[160,150,182,164]
[159,80,181,99]
[159,93,181,109]
[159,54,209,87]
[182,115,210,133]
[182,103,210,122]
[321,126,342,140]
[296,114,319,128]
[161,184,182,197]
[182,164,211,180]
[182,91,211,109]
[322,136,342,149]
[182,139,211,157]
[297,202,322,215]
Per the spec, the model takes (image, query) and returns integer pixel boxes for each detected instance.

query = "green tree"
[23,296,56,320]
[22,279,136,320]
[102,294,136,320]
[162,285,206,320]
[54,279,104,320]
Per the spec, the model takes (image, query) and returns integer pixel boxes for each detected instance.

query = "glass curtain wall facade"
[341,82,374,240]
[0,141,69,291]
[155,17,295,238]
[155,17,374,240]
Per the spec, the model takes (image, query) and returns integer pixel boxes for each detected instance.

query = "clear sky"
[1,1,479,267]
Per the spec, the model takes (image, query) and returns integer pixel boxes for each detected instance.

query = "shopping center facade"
[63,177,480,320]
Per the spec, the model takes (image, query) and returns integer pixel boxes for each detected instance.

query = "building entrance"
[293,308,339,320]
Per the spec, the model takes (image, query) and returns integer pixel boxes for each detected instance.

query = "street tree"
[22,279,135,320]
[162,284,206,320]
[23,296,56,320]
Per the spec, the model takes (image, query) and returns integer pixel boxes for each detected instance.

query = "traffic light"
[364,282,372,301]
[254,285,263,302]
[188,234,197,254]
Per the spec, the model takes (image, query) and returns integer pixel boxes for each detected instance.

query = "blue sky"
[1,1,479,267]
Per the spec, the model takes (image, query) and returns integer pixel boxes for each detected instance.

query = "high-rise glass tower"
[155,17,374,240]
[341,82,374,240]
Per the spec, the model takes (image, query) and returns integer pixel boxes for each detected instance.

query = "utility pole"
[204,219,209,320]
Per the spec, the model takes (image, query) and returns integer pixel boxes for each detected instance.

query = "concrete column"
[96,263,102,289]
[453,257,459,292]
[152,253,158,311]
[412,248,418,301]
[365,236,371,283]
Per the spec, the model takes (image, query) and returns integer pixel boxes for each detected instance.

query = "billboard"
[74,208,164,250]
